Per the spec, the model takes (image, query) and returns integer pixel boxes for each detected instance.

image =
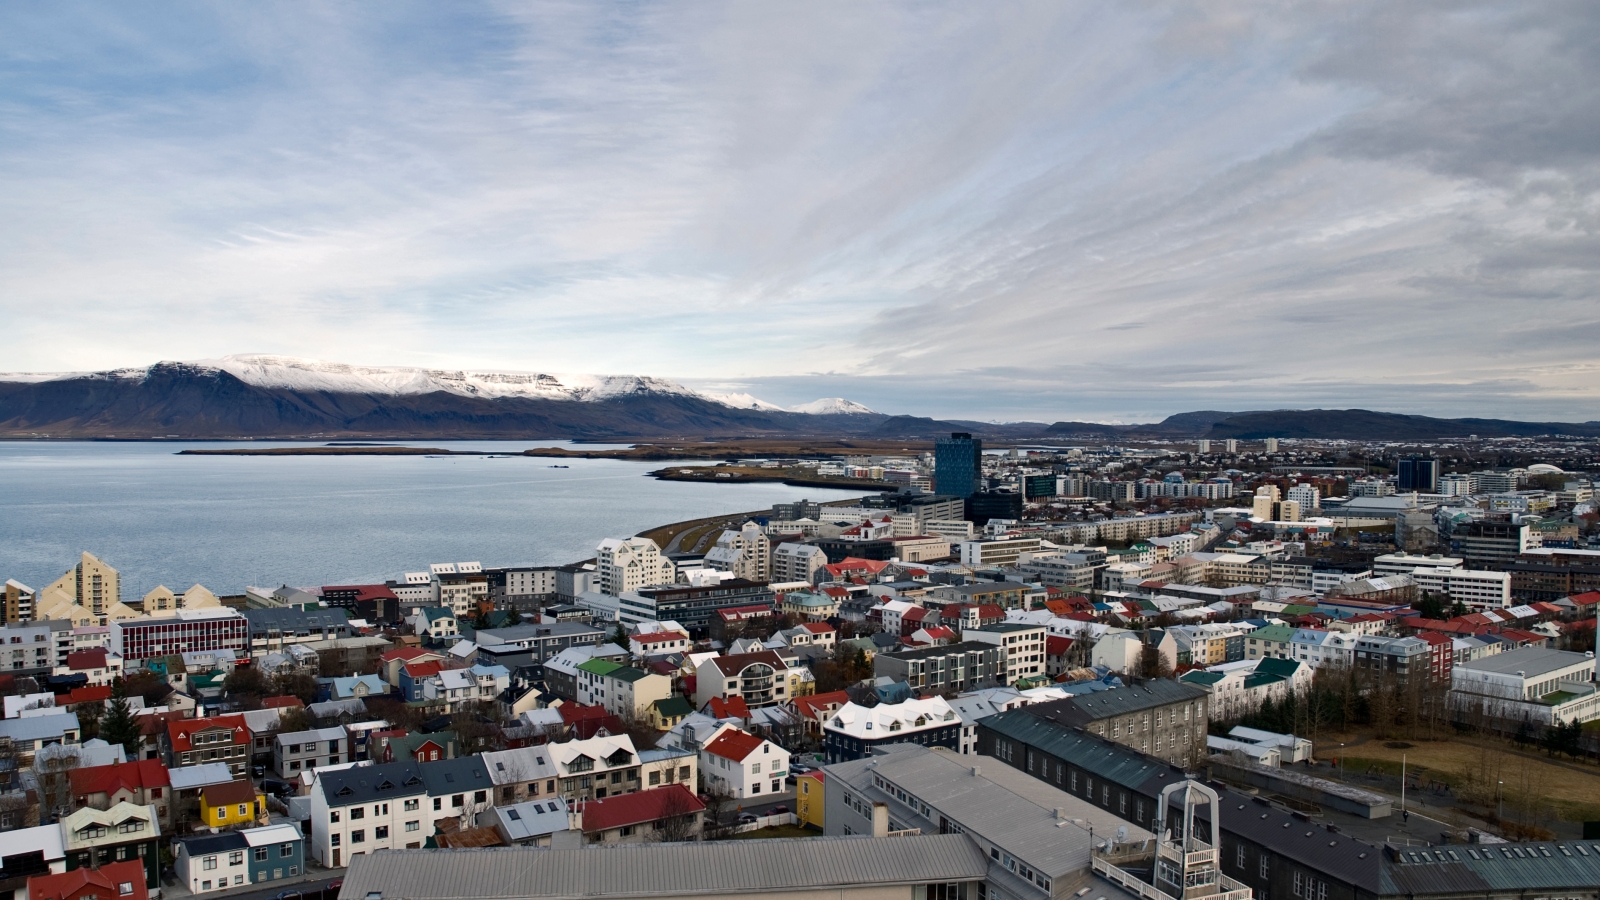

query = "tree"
[1415,593,1448,622]
[649,786,702,843]
[611,622,630,648]
[223,665,271,699]
[99,680,142,756]
[278,706,316,734]
[272,671,319,705]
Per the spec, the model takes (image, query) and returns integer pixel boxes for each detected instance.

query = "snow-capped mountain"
[789,397,877,415]
[1,355,879,414]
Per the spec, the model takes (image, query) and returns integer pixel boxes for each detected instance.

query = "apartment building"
[596,537,675,596]
[110,608,249,665]
[310,758,492,868]
[574,660,672,719]
[822,697,962,763]
[618,579,775,636]
[693,651,792,710]
[1410,566,1511,611]
[272,727,350,778]
[873,641,1004,694]
[962,623,1045,685]
[957,536,1043,567]
[166,716,251,776]
[1452,520,1532,566]
[704,522,771,582]
[771,542,827,584]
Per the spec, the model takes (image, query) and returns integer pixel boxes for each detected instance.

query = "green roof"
[1179,671,1225,686]
[1279,604,1317,616]
[1248,624,1295,643]
[1243,672,1289,690]
[1255,657,1301,677]
[610,666,652,683]
[654,696,693,718]
[576,658,624,676]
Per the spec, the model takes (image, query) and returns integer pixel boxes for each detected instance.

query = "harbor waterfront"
[0,440,862,597]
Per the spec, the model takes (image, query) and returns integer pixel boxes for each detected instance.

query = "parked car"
[769,804,790,815]
[262,778,295,796]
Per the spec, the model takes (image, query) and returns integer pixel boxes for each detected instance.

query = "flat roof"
[1456,646,1595,678]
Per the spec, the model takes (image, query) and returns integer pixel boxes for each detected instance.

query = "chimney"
[971,765,981,777]
[872,802,890,838]
[1055,807,1066,820]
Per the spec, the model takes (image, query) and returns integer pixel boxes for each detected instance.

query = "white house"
[697,726,789,800]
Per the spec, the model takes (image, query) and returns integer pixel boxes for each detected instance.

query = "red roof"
[1499,628,1547,645]
[824,558,891,576]
[404,661,445,679]
[28,860,148,900]
[64,649,109,671]
[901,607,932,624]
[579,784,704,832]
[702,727,764,762]
[261,695,304,709]
[1569,591,1600,607]
[201,779,259,808]
[1046,636,1074,655]
[381,647,441,663]
[706,696,751,720]
[975,604,1005,619]
[69,759,170,798]
[799,622,835,635]
[715,605,773,622]
[167,715,248,753]
[1415,631,1454,648]
[57,685,112,705]
[321,584,399,602]
[633,631,687,645]
[558,704,611,725]
[919,626,956,641]
[821,586,850,599]
[793,690,850,721]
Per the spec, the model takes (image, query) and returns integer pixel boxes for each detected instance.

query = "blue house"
[172,823,304,894]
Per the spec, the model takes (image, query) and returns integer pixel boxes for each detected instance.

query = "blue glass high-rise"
[934,432,982,498]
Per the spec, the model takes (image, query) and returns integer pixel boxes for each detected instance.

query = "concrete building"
[873,640,1005,694]
[958,537,1044,567]
[1013,679,1210,765]
[693,651,792,710]
[1451,647,1600,725]
[1409,566,1511,611]
[963,623,1046,685]
[770,542,827,584]
[109,608,249,665]
[703,522,771,582]
[596,538,675,597]
[272,727,350,777]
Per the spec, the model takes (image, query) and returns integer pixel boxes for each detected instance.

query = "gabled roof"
[792,690,850,721]
[320,760,428,805]
[27,859,147,900]
[167,715,247,752]
[701,728,765,763]
[382,647,443,663]
[200,779,259,808]
[653,696,693,719]
[705,696,750,720]
[579,784,704,832]
[69,759,170,797]
[64,649,110,670]
[704,650,787,676]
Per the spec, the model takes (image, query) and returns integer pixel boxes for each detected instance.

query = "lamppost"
[1339,743,1345,782]
[1497,780,1504,823]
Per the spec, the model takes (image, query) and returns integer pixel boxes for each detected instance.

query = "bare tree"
[649,787,702,843]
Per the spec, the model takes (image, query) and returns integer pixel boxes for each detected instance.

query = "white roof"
[482,747,559,785]
[168,763,235,791]
[240,823,304,846]
[0,823,64,861]
[494,796,571,842]
[825,697,958,739]
[449,639,477,658]
[549,734,636,772]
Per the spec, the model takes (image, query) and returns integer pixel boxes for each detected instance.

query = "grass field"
[1327,734,1600,824]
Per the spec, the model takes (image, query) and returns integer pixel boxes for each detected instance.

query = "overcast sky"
[3,2,1598,423]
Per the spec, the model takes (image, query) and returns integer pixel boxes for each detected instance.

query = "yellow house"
[785,667,815,699]
[199,779,265,828]
[796,771,825,830]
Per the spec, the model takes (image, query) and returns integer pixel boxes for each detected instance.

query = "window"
[203,856,218,871]
[238,804,249,817]
[1237,845,1246,867]
[375,826,389,840]
[118,883,133,896]
[255,848,267,862]
[474,790,486,804]
[452,794,463,807]
[330,811,340,822]
[351,807,365,820]
[280,842,294,857]
[433,798,442,811]
[649,771,661,786]
[330,835,340,847]
[404,799,419,811]
[405,821,420,832]
[1259,857,1269,878]
[351,830,365,843]
[229,851,243,865]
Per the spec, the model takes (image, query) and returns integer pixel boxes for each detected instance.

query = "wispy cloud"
[1,1,1597,421]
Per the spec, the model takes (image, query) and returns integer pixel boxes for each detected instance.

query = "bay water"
[0,441,863,598]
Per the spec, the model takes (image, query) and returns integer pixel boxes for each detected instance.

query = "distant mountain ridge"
[3,357,1597,440]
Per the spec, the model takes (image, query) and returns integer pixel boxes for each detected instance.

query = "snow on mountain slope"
[789,397,877,415]
[0,355,875,414]
[702,391,786,411]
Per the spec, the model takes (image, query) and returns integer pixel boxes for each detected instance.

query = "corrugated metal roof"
[338,835,989,899]
[1381,841,1600,894]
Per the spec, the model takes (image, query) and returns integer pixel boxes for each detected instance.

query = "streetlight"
[1339,743,1345,782]
[1497,780,1504,823]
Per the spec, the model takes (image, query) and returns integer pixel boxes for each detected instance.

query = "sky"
[2,2,1598,423]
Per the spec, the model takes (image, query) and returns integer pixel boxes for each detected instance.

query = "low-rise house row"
[310,757,493,868]
[172,822,304,894]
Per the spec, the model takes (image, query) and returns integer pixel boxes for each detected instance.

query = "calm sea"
[0,441,863,598]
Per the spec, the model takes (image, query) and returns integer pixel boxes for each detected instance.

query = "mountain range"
[2,355,1599,441]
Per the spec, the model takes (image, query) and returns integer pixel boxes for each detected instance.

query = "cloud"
[0,2,1596,421]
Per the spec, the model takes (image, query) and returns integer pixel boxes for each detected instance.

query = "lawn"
[1331,734,1600,824]
[726,824,819,840]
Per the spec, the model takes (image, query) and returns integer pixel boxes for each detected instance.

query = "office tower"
[934,432,982,499]
[1397,457,1439,493]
